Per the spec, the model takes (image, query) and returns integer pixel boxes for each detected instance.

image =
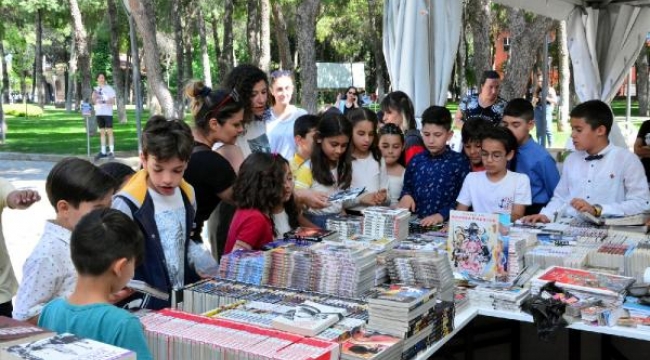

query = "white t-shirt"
[237,120,271,158]
[273,210,291,237]
[267,106,308,160]
[457,170,532,215]
[148,188,186,289]
[379,159,404,207]
[350,155,381,211]
[94,85,116,116]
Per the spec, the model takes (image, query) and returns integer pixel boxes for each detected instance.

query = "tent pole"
[626,70,632,141]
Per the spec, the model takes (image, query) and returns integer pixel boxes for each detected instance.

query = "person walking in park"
[92,72,117,160]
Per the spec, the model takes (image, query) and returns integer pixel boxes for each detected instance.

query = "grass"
[0,99,646,156]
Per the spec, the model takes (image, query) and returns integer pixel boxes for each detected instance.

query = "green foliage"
[4,104,44,117]
[91,33,112,80]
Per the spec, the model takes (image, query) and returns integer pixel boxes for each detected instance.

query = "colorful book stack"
[326,215,363,242]
[218,249,272,286]
[507,234,528,282]
[140,309,340,360]
[340,328,403,360]
[467,286,531,312]
[362,207,411,241]
[343,234,398,253]
[310,243,377,298]
[383,250,455,294]
[365,285,455,359]
[625,241,650,282]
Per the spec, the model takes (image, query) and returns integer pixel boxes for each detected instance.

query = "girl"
[337,86,361,115]
[456,126,531,221]
[380,91,424,165]
[377,123,405,207]
[267,70,308,160]
[294,114,378,228]
[184,81,244,258]
[224,153,300,254]
[347,108,387,213]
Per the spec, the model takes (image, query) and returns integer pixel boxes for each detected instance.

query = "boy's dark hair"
[46,158,117,210]
[480,70,501,86]
[503,98,534,122]
[482,126,518,155]
[294,114,320,138]
[462,117,492,144]
[421,106,452,131]
[570,99,613,135]
[223,64,269,122]
[142,115,194,162]
[71,208,144,276]
[99,162,135,186]
[312,113,353,189]
[380,91,417,130]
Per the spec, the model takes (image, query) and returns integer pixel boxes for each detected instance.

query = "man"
[92,73,116,160]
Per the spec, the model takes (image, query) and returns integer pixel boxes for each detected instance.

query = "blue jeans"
[535,105,553,147]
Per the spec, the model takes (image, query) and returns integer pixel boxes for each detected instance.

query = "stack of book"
[395,233,448,252]
[343,234,398,253]
[408,218,444,234]
[507,234,528,282]
[268,245,315,290]
[524,244,590,269]
[218,249,272,286]
[340,328,403,360]
[365,285,454,359]
[383,250,455,295]
[467,286,530,312]
[625,241,650,282]
[531,266,635,308]
[271,301,348,336]
[362,207,411,241]
[140,309,340,360]
[326,215,363,242]
[310,243,377,298]
[284,227,338,242]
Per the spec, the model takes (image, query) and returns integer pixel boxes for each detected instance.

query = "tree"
[107,0,127,123]
[296,0,320,113]
[0,41,9,103]
[259,0,271,72]
[34,9,45,106]
[366,0,385,96]
[467,0,493,75]
[218,0,234,82]
[172,0,185,116]
[500,8,553,100]
[636,45,649,117]
[69,0,96,133]
[128,0,175,118]
[271,0,293,70]
[247,0,260,65]
[197,7,212,87]
[557,20,570,131]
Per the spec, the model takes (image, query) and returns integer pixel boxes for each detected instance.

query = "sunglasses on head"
[203,89,240,122]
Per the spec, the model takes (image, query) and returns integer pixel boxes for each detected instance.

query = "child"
[501,98,560,215]
[294,114,378,228]
[0,181,40,318]
[377,123,405,207]
[523,100,650,223]
[461,117,492,172]
[113,116,215,310]
[456,126,532,221]
[398,106,471,226]
[267,70,308,160]
[380,91,424,164]
[224,153,300,253]
[38,209,152,360]
[14,158,116,322]
[347,108,387,213]
[99,162,136,190]
[291,114,320,174]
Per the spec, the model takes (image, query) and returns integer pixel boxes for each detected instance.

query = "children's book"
[447,210,510,281]
[1,333,135,360]
[0,317,55,348]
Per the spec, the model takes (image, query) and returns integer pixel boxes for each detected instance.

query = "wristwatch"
[593,204,603,217]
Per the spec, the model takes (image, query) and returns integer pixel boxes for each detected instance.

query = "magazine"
[532,266,635,296]
[2,333,135,360]
[328,187,365,203]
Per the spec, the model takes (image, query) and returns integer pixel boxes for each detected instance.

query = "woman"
[184,80,244,258]
[266,70,308,160]
[380,91,424,165]
[337,86,361,115]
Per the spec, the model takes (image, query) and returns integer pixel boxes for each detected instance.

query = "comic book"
[447,211,510,281]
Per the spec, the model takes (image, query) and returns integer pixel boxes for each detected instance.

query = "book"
[0,317,55,348]
[284,227,337,242]
[328,187,365,202]
[531,266,635,296]
[340,328,403,360]
[365,285,436,310]
[1,333,135,360]
[126,279,169,301]
[271,301,348,337]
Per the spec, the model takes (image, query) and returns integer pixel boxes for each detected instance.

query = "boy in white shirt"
[523,100,650,223]
[457,126,531,221]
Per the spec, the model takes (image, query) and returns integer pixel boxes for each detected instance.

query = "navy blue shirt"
[401,147,471,219]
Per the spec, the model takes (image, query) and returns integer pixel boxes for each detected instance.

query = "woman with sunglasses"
[183,80,244,258]
[336,86,361,115]
[267,70,308,160]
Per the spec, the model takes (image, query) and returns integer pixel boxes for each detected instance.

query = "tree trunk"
[296,0,320,113]
[0,41,9,103]
[558,20,570,131]
[467,0,493,79]
[66,35,76,112]
[211,11,221,61]
[69,0,96,134]
[636,45,649,117]
[247,0,260,66]
[107,0,127,123]
[367,0,386,97]
[455,10,469,101]
[172,0,185,117]
[129,0,175,118]
[124,52,131,104]
[500,8,553,100]
[259,0,271,72]
[271,0,293,71]
[198,8,212,87]
[35,9,45,107]
[219,0,234,81]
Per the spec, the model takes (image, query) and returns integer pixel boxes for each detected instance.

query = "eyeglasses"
[348,91,358,95]
[480,151,505,160]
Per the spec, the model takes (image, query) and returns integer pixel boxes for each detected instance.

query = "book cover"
[365,285,436,310]
[271,301,348,337]
[533,266,635,295]
[126,279,169,301]
[340,328,402,360]
[447,211,510,281]
[328,187,365,202]
[0,317,55,346]
[2,333,135,360]
[284,227,336,242]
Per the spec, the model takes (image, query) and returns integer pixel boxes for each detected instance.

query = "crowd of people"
[1,65,650,360]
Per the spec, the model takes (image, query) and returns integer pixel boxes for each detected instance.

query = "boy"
[501,98,560,215]
[113,116,208,310]
[0,181,40,318]
[461,117,492,172]
[14,158,116,322]
[456,126,531,221]
[92,72,117,160]
[398,106,471,226]
[291,114,319,174]
[523,100,650,223]
[38,209,152,360]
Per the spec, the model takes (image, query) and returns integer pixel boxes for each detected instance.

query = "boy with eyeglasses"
[456,126,531,221]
